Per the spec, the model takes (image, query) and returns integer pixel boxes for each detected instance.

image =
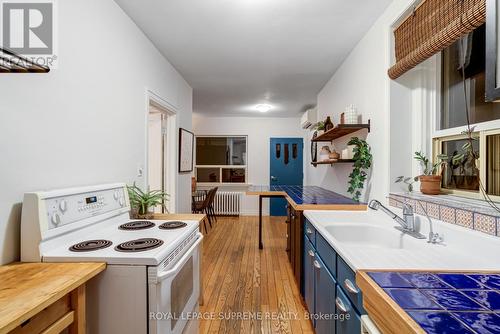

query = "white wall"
[192,115,304,215]
[0,0,193,264]
[305,0,421,202]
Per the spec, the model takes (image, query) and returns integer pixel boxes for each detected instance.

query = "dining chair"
[192,187,218,233]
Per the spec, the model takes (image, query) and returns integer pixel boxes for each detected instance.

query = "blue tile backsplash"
[367,271,500,334]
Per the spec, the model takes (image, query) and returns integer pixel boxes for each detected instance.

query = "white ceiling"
[115,0,392,117]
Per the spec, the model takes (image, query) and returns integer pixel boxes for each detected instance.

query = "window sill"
[389,191,500,218]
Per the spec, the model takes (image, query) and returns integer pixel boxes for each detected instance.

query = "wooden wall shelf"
[312,120,370,142]
[311,159,355,166]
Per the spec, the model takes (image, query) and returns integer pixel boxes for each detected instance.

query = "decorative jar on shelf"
[345,104,358,124]
[324,116,334,131]
[319,146,332,162]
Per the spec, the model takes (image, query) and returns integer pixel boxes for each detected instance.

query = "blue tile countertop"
[367,271,500,334]
[247,185,364,207]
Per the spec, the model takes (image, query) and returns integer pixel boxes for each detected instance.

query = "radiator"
[214,191,242,216]
[196,191,242,216]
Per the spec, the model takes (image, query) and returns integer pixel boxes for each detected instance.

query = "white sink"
[304,209,500,271]
[323,224,421,250]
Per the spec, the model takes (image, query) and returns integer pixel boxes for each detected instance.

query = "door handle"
[271,176,278,181]
[306,228,313,235]
[313,260,321,269]
[308,250,315,257]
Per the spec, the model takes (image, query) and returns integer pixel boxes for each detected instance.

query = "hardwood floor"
[200,216,314,334]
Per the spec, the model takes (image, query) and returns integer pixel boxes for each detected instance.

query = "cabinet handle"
[308,250,315,257]
[335,297,349,313]
[313,260,321,269]
[306,228,313,235]
[344,279,360,294]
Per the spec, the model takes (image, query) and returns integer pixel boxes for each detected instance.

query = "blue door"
[270,138,303,216]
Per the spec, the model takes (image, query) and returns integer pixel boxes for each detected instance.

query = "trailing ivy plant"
[347,137,373,202]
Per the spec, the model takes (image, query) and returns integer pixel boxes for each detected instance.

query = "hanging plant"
[347,137,373,202]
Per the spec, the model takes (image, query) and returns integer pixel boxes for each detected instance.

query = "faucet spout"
[368,200,409,229]
[368,199,426,239]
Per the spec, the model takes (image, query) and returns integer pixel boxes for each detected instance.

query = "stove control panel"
[45,186,127,229]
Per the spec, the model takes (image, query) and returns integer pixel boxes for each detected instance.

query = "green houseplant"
[347,137,372,202]
[127,183,169,219]
[414,151,449,195]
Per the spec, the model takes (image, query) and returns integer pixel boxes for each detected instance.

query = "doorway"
[147,92,176,213]
[269,138,304,216]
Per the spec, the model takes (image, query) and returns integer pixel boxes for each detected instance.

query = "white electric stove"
[20,183,202,334]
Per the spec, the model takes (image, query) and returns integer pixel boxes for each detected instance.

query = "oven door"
[148,234,202,334]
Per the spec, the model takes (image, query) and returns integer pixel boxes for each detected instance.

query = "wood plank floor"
[200,216,314,334]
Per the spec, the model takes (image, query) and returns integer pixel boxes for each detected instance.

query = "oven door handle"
[156,234,203,283]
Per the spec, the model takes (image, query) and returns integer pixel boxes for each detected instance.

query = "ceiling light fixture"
[254,104,272,113]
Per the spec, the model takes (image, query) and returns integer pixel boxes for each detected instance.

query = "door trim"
[145,89,177,213]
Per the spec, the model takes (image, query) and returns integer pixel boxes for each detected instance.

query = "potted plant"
[414,151,448,195]
[127,183,169,219]
[347,137,372,202]
[313,121,325,134]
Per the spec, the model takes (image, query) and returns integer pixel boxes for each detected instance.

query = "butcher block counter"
[0,262,105,334]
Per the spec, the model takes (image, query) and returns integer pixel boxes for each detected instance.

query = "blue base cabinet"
[314,256,336,334]
[303,218,365,334]
[304,236,316,326]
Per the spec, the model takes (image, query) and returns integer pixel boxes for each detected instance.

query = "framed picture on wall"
[179,128,194,173]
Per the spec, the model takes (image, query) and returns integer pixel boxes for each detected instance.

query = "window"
[195,136,247,184]
[435,24,500,200]
[441,25,500,129]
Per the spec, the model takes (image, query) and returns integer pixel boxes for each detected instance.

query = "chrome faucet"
[368,199,426,239]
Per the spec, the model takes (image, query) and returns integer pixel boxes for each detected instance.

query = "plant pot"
[130,208,155,220]
[419,175,442,195]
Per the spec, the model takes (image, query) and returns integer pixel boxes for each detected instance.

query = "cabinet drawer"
[337,256,364,314]
[316,234,336,278]
[304,219,316,245]
[336,286,361,334]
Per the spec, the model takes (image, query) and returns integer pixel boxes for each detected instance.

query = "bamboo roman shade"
[388,0,486,80]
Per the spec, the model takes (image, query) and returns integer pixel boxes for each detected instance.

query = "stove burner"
[69,240,112,252]
[115,238,164,252]
[119,221,155,230]
[159,221,187,230]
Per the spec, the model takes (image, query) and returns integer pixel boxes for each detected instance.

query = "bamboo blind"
[388,0,486,80]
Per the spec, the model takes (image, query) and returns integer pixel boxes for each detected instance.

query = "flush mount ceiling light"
[254,104,272,113]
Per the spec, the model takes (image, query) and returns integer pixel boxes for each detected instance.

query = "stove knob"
[51,212,61,226]
[59,200,67,212]
[119,197,125,207]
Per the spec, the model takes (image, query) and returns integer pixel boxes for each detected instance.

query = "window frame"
[194,135,248,186]
[432,50,500,201]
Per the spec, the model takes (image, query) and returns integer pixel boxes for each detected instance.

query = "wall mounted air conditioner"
[301,108,317,129]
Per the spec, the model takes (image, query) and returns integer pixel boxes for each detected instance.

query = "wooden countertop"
[247,185,367,211]
[153,213,206,221]
[0,262,105,334]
